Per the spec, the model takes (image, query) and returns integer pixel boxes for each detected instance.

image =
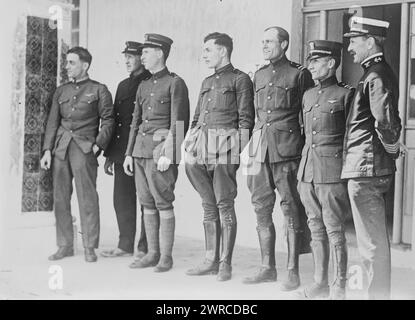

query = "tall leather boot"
[330,244,348,300]
[154,210,175,272]
[217,222,237,281]
[136,206,148,260]
[303,240,330,298]
[129,210,160,268]
[243,224,277,284]
[280,228,301,291]
[186,220,220,276]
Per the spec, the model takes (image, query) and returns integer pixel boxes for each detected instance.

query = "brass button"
[312,131,316,135]
[318,90,322,94]
[314,104,319,107]
[330,110,334,114]
[203,123,206,126]
[272,70,276,73]
[154,80,157,84]
[205,110,209,114]
[216,76,220,79]
[208,98,211,102]
[267,96,271,100]
[145,120,149,123]
[117,135,120,139]
[142,133,146,136]
[289,129,293,133]
[150,93,154,97]
[267,110,271,114]
[148,107,151,110]
[267,123,270,126]
[211,86,215,90]
[118,124,122,127]
[117,113,120,116]
[269,83,273,86]
[312,144,315,148]
[313,117,316,121]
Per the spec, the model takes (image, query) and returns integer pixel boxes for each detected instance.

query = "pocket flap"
[316,146,343,157]
[321,103,344,114]
[221,87,235,94]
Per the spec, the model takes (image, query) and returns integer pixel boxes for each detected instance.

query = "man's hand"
[104,158,114,176]
[123,156,134,176]
[157,156,172,172]
[40,150,52,170]
[93,144,101,157]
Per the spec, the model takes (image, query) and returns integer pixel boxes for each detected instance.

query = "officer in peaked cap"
[342,16,402,300]
[101,41,151,259]
[124,33,190,272]
[297,39,354,300]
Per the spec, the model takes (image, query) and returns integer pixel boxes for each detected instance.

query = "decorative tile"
[38,192,53,211]
[22,172,39,193]
[22,193,38,212]
[23,154,40,173]
[22,15,58,212]
[24,134,41,154]
[39,169,53,193]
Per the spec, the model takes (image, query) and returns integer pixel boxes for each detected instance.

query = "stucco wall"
[85,0,293,249]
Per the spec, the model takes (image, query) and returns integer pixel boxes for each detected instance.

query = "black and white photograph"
[0,0,415,307]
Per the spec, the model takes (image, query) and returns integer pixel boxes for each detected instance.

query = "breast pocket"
[153,96,171,116]
[217,87,236,109]
[320,103,345,133]
[78,95,99,116]
[273,86,289,109]
[254,83,267,110]
[303,104,313,132]
[272,123,303,158]
[58,98,70,115]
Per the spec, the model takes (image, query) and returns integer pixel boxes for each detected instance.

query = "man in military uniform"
[342,16,402,300]
[297,40,354,299]
[184,32,255,281]
[124,34,190,272]
[101,42,151,259]
[40,47,114,262]
[243,26,314,290]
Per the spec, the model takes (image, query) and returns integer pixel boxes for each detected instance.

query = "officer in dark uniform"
[342,16,402,300]
[124,34,190,272]
[184,32,255,281]
[40,47,114,262]
[243,26,314,290]
[101,42,151,259]
[297,40,354,300]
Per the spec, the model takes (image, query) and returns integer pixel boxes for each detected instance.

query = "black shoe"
[304,282,330,299]
[217,262,232,281]
[243,267,277,284]
[48,246,74,261]
[186,259,219,276]
[129,252,160,268]
[84,248,97,263]
[280,269,300,291]
[154,255,173,273]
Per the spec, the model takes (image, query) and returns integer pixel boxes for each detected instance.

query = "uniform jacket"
[43,77,114,160]
[125,67,190,163]
[341,53,402,179]
[298,76,354,183]
[248,55,314,163]
[104,69,151,163]
[185,63,255,163]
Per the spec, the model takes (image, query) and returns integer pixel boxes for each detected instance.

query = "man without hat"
[342,16,402,299]
[297,40,354,299]
[41,47,114,262]
[124,34,190,272]
[243,26,314,290]
[184,32,255,281]
[101,42,151,259]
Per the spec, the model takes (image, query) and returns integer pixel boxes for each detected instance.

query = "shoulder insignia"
[338,82,354,90]
[289,61,306,71]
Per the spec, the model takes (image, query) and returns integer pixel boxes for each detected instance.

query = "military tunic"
[125,67,190,211]
[103,69,151,253]
[297,76,354,246]
[184,63,255,223]
[247,55,314,233]
[43,77,114,248]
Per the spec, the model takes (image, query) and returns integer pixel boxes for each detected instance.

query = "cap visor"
[306,53,330,61]
[343,31,366,38]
